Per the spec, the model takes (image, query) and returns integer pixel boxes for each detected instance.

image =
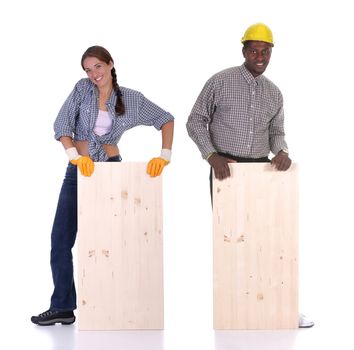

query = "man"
[187,22,291,180]
[186,23,314,328]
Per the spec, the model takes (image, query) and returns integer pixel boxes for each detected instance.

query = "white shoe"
[299,313,314,328]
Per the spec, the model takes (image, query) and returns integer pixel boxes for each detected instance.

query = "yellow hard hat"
[241,23,273,45]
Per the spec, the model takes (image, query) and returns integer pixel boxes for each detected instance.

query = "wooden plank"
[213,163,298,329]
[77,162,163,330]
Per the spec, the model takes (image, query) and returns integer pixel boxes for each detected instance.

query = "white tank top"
[94,110,113,136]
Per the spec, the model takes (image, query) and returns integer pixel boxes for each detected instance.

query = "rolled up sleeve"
[137,93,174,130]
[54,81,82,140]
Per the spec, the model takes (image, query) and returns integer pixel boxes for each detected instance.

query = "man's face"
[242,41,273,77]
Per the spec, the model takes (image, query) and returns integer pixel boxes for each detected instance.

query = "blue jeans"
[50,156,121,311]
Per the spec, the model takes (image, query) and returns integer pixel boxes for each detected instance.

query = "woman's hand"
[71,156,95,177]
[63,145,94,177]
[146,157,169,177]
[147,120,173,177]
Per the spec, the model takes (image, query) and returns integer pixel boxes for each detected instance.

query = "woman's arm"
[59,136,75,150]
[59,136,94,177]
[161,120,174,150]
[146,120,175,177]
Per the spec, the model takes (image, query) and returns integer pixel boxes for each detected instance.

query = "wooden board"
[213,163,298,329]
[77,162,163,330]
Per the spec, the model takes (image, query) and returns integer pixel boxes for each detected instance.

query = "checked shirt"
[186,64,288,159]
[54,78,174,161]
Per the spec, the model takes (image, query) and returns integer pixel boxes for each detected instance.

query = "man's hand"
[208,153,236,180]
[271,151,291,171]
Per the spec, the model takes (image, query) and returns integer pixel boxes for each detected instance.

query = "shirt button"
[252,91,255,95]
[250,131,253,134]
[250,118,253,121]
[251,105,254,108]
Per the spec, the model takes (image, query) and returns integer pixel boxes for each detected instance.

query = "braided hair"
[81,46,125,116]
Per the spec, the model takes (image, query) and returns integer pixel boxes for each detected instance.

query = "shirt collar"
[240,63,264,85]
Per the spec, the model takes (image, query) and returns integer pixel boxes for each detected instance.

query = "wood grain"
[213,163,298,329]
[77,163,163,330]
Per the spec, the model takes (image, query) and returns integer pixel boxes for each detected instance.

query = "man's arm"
[187,78,237,179]
[186,78,217,159]
[269,93,291,171]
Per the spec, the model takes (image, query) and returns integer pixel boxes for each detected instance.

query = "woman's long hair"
[81,46,125,116]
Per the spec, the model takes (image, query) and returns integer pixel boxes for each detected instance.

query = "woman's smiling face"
[83,56,113,88]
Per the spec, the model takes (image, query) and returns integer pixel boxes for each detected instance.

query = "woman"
[31,46,174,326]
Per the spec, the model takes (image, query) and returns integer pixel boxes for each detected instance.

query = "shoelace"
[39,310,55,317]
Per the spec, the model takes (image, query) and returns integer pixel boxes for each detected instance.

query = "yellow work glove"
[147,149,172,177]
[70,156,95,177]
[147,158,169,177]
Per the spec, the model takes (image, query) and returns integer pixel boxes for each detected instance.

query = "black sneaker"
[31,309,75,326]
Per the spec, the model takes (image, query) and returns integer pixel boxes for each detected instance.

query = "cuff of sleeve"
[154,114,174,130]
[202,147,217,160]
[271,141,288,156]
[206,152,215,160]
[54,130,73,141]
[160,148,172,162]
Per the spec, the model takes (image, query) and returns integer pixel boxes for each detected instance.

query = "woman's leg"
[50,163,78,311]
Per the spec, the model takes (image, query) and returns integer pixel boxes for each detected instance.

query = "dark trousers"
[50,156,121,311]
[209,152,270,200]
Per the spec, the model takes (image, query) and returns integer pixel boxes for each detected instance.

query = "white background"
[1,0,353,349]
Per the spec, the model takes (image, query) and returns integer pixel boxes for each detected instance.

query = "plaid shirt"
[186,64,288,159]
[54,78,174,161]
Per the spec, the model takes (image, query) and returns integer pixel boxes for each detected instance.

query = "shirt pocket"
[79,102,93,124]
[75,102,93,138]
[216,94,246,117]
[117,112,137,129]
[214,102,246,129]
